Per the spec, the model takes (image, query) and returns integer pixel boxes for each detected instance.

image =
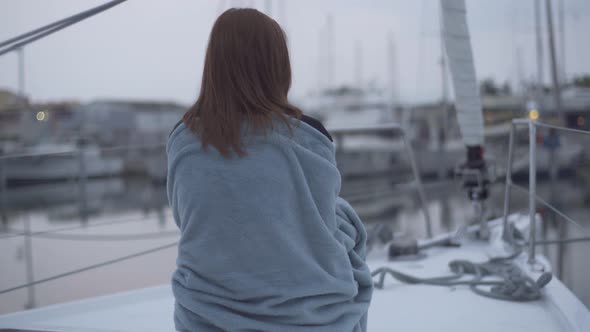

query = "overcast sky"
[1,0,589,105]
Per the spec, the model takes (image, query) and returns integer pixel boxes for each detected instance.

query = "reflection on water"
[0,174,589,314]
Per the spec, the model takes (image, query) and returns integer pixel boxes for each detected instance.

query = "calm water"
[0,172,589,314]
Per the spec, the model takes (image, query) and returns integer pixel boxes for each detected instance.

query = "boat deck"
[366,239,588,331]
[0,222,588,331]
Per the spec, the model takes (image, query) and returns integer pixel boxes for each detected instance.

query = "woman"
[167,8,373,331]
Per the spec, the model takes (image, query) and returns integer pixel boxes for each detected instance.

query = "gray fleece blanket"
[167,118,373,331]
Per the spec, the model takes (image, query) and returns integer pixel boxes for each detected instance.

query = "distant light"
[528,109,539,120]
[578,116,585,127]
[36,111,47,121]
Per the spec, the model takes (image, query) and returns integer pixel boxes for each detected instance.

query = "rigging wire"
[510,182,585,230]
[0,0,128,57]
[532,237,590,245]
[0,241,178,296]
[17,230,180,241]
[0,213,173,240]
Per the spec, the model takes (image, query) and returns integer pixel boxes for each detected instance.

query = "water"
[1,174,589,314]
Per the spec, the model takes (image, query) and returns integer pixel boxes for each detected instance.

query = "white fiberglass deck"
[366,242,589,332]
[0,220,588,332]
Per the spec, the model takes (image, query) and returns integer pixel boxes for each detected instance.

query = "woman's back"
[168,7,372,331]
[168,118,372,331]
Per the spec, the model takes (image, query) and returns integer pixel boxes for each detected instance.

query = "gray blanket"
[167,118,373,331]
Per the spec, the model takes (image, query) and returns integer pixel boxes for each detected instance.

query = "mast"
[317,27,323,92]
[278,0,285,25]
[387,32,399,106]
[264,0,272,17]
[545,0,564,124]
[326,15,334,89]
[18,48,25,104]
[217,0,227,14]
[534,0,544,96]
[439,10,449,107]
[354,40,363,88]
[546,0,564,267]
[316,14,335,92]
[438,6,449,180]
[558,0,566,83]
[516,47,524,94]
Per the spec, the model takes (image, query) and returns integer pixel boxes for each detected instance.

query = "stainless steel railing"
[502,118,589,264]
[329,123,433,238]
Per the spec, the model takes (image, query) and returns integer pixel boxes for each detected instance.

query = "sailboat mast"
[545,0,564,124]
[278,0,285,26]
[316,15,334,92]
[439,9,448,106]
[438,5,450,180]
[387,32,399,105]
[354,40,363,88]
[217,0,227,15]
[516,47,524,93]
[18,48,25,103]
[534,0,544,94]
[326,15,334,89]
[558,0,566,83]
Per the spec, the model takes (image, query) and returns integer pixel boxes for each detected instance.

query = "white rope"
[371,250,553,302]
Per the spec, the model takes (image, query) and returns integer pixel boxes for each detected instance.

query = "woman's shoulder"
[167,120,196,158]
[299,114,332,142]
[167,114,334,160]
[170,115,332,142]
[169,119,184,138]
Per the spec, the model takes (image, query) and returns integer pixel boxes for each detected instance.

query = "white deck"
[366,242,589,332]
[0,221,589,332]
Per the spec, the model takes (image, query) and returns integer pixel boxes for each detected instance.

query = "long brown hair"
[183,8,302,157]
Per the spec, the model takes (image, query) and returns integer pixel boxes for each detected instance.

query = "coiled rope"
[371,250,553,302]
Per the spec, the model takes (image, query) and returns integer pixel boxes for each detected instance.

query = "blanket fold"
[167,118,373,331]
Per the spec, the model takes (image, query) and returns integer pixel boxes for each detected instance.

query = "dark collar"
[299,114,332,142]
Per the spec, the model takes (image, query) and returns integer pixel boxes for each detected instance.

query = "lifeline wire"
[0,241,178,295]
[19,230,180,241]
[532,237,590,245]
[0,213,173,240]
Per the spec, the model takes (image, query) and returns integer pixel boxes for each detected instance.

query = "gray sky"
[1,0,589,105]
